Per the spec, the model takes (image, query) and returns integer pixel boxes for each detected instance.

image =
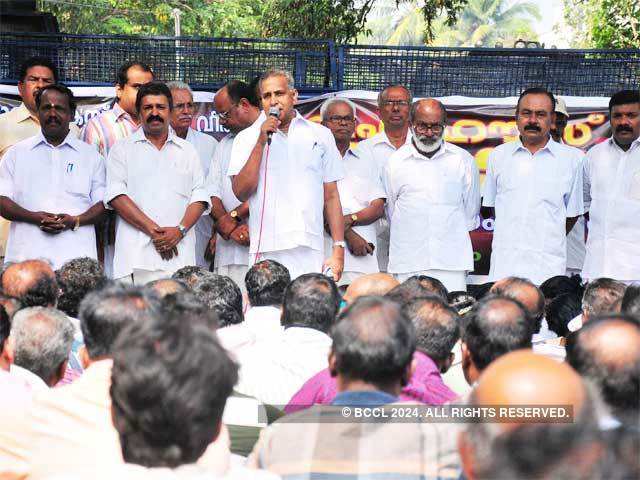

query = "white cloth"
[185,128,218,268]
[217,305,283,354]
[324,148,385,276]
[384,142,480,276]
[532,318,558,342]
[0,132,105,269]
[482,138,584,285]
[355,130,412,272]
[228,112,344,260]
[251,246,324,280]
[116,269,172,285]
[582,137,640,281]
[209,134,248,269]
[105,128,210,279]
[233,326,332,406]
[394,269,467,292]
[9,364,48,392]
[563,143,587,273]
[568,313,583,332]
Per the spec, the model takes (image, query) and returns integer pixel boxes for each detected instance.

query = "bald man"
[383,99,479,292]
[342,272,398,304]
[1,259,59,308]
[567,315,640,421]
[460,350,601,480]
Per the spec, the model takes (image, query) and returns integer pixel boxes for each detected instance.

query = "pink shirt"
[285,350,457,413]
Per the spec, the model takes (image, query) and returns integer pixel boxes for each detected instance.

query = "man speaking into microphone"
[228,70,345,280]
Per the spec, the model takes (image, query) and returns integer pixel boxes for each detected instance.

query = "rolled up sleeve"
[104,142,128,208]
[0,146,16,199]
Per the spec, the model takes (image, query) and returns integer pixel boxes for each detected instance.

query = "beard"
[411,127,443,154]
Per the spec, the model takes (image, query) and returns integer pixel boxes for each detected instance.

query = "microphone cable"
[253,142,270,265]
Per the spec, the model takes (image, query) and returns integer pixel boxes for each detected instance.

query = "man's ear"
[291,88,299,104]
[441,352,455,374]
[114,82,123,101]
[51,359,68,387]
[401,356,416,387]
[328,351,338,378]
[3,337,15,365]
[79,345,92,370]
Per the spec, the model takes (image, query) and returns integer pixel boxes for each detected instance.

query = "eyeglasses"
[327,115,355,124]
[413,123,444,134]
[217,103,238,120]
[382,100,410,108]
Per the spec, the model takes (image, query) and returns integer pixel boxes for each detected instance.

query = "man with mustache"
[482,87,584,285]
[167,81,218,269]
[105,81,209,284]
[582,90,640,283]
[383,99,480,291]
[0,84,106,268]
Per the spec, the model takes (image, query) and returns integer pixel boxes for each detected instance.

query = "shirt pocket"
[171,170,192,200]
[303,141,325,176]
[434,180,462,205]
[62,163,90,198]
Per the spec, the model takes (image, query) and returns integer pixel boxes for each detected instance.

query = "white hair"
[320,97,357,121]
[166,81,193,96]
[259,69,295,91]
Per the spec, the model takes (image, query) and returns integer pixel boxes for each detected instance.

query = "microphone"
[267,106,280,145]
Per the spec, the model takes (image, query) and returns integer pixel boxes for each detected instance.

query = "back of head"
[281,273,340,333]
[56,257,106,318]
[545,291,582,337]
[171,266,210,288]
[464,351,598,480]
[404,296,460,363]
[411,275,448,301]
[144,278,189,299]
[245,260,290,307]
[490,277,545,330]
[463,295,532,372]
[385,277,434,306]
[192,274,243,328]
[10,307,74,384]
[566,315,640,417]
[343,273,399,304]
[330,296,415,389]
[621,284,640,319]
[110,312,238,468]
[78,284,161,360]
[159,291,218,331]
[2,260,58,308]
[582,278,626,320]
[540,275,584,302]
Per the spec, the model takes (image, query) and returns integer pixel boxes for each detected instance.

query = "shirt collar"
[343,147,359,160]
[371,129,412,148]
[31,130,80,151]
[10,364,48,391]
[112,102,138,125]
[132,126,182,147]
[404,140,449,160]
[608,136,640,153]
[15,103,38,124]
[514,136,557,157]
[331,390,398,406]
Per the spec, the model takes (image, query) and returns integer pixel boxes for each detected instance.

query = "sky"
[512,0,568,47]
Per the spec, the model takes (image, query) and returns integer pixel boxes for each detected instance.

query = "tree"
[564,0,640,48]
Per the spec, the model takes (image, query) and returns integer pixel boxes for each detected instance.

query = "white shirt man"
[228,112,344,279]
[385,141,480,291]
[582,137,640,282]
[0,134,105,270]
[105,127,210,281]
[210,133,249,281]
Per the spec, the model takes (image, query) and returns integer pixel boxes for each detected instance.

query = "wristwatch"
[350,213,358,225]
[177,224,187,237]
[230,209,240,221]
[333,241,346,249]
[72,216,80,231]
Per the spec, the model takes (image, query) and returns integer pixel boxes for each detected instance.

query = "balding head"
[461,350,600,480]
[490,277,545,330]
[329,296,415,395]
[409,98,447,124]
[144,278,189,298]
[581,278,626,323]
[461,295,532,385]
[2,260,58,308]
[566,316,640,417]
[343,273,399,305]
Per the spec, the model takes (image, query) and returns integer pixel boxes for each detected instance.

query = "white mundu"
[105,128,210,280]
[208,132,248,286]
[227,112,344,279]
[383,142,480,291]
[582,137,640,282]
[0,132,105,269]
[324,147,385,283]
[185,127,218,269]
[482,139,584,285]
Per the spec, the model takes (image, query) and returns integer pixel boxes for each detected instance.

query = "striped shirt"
[81,103,139,157]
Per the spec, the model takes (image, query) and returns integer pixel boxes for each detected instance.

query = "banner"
[0,86,611,277]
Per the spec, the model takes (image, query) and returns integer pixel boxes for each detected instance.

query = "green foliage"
[564,0,640,48]
[397,0,469,43]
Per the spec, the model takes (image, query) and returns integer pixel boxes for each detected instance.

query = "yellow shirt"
[0,103,79,256]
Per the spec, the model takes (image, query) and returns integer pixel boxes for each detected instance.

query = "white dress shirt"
[562,144,587,273]
[0,132,105,269]
[185,128,218,268]
[233,326,332,406]
[227,112,343,256]
[582,137,640,281]
[217,305,283,354]
[208,133,248,268]
[105,128,210,279]
[324,148,386,275]
[384,142,480,274]
[482,138,584,285]
[9,364,48,392]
